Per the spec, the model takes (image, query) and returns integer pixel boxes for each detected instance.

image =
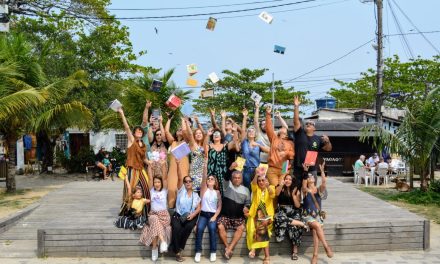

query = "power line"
[108,0,287,11]
[387,0,414,59]
[101,0,318,20]
[390,0,440,55]
[121,0,349,22]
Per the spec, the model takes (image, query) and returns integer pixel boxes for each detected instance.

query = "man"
[367,153,379,167]
[293,96,332,187]
[354,155,366,170]
[217,170,251,260]
[266,105,294,187]
[254,100,271,164]
[377,157,389,170]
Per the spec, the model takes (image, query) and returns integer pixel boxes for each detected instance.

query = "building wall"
[314,110,354,120]
[89,130,125,154]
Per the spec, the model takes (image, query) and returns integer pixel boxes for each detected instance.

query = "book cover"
[201,89,214,98]
[257,163,269,176]
[258,11,274,24]
[234,157,246,172]
[186,64,198,75]
[186,78,198,87]
[171,142,191,160]
[274,45,286,54]
[150,79,163,92]
[304,151,318,166]
[281,160,289,174]
[206,17,217,31]
[108,99,122,112]
[208,72,219,83]
[251,91,262,103]
[166,94,182,110]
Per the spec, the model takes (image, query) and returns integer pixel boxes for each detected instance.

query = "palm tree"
[101,68,192,131]
[360,88,440,191]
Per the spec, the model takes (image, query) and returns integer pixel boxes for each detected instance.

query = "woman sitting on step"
[169,160,201,262]
[139,176,171,262]
[302,162,333,264]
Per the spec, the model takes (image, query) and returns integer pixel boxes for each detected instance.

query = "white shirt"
[378,162,389,170]
[150,188,168,212]
[201,189,218,213]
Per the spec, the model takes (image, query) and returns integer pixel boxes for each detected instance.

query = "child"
[115,186,150,230]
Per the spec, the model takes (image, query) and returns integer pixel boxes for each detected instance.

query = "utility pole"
[375,0,384,127]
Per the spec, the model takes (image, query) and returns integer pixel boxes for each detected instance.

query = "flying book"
[108,99,122,112]
[166,94,182,110]
[201,89,214,98]
[234,157,246,172]
[251,91,262,103]
[258,11,273,24]
[186,78,198,87]
[208,72,219,83]
[206,17,217,31]
[274,45,286,54]
[186,64,198,75]
[171,142,191,160]
[150,79,163,92]
[256,163,269,176]
[304,151,318,166]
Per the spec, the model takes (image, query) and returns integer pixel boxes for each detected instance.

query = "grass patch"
[360,187,440,223]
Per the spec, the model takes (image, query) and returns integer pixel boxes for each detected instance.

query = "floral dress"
[274,191,304,246]
[190,145,205,192]
[207,144,228,196]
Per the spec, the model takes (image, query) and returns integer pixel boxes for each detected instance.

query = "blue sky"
[109,0,440,115]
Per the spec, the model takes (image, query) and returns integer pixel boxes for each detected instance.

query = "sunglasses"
[184,180,192,184]
[257,179,266,182]
[207,177,215,181]
[213,132,221,137]
[305,122,315,126]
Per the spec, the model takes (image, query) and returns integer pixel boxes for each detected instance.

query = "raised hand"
[220,110,227,118]
[319,161,326,173]
[265,104,272,114]
[275,110,281,118]
[207,127,214,136]
[242,108,248,117]
[209,108,215,116]
[145,100,152,108]
[294,96,300,107]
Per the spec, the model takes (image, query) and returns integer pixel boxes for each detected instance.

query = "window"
[115,134,128,150]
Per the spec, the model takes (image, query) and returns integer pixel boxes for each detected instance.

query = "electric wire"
[387,0,414,59]
[390,0,440,55]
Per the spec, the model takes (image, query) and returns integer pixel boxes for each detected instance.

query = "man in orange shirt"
[265,105,295,187]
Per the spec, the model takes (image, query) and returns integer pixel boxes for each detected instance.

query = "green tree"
[360,88,440,192]
[329,55,440,109]
[193,68,310,120]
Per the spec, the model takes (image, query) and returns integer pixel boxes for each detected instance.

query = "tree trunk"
[431,154,436,183]
[409,163,414,189]
[420,166,429,192]
[6,137,16,192]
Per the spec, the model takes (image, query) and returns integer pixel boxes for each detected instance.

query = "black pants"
[170,212,198,254]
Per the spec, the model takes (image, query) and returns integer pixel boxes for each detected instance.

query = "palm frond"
[40,70,89,102]
[0,88,46,120]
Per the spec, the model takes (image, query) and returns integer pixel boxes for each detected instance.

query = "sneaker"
[210,252,217,262]
[194,252,201,263]
[159,241,168,253]
[151,248,158,261]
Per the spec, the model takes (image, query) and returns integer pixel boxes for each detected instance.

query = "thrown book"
[304,151,318,166]
[208,72,219,83]
[187,64,198,75]
[274,45,286,54]
[150,79,163,92]
[258,11,274,24]
[234,157,246,172]
[251,91,262,103]
[206,17,217,31]
[108,99,122,112]
[186,78,198,87]
[171,142,191,160]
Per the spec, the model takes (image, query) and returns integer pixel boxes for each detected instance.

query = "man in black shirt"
[293,96,332,187]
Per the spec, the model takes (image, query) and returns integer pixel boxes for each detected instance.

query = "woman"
[302,162,333,264]
[206,125,239,196]
[170,161,201,262]
[117,108,150,224]
[274,174,308,261]
[194,162,222,263]
[139,176,171,261]
[182,117,208,193]
[247,168,276,264]
[240,108,270,189]
[147,115,168,182]
[165,115,189,208]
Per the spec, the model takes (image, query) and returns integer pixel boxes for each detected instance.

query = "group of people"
[113,96,334,264]
[354,153,398,184]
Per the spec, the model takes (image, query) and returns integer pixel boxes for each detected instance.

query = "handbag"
[310,191,326,220]
[179,192,194,224]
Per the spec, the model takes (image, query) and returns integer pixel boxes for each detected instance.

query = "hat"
[373,153,378,157]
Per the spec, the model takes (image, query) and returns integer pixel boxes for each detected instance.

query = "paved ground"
[1,173,439,263]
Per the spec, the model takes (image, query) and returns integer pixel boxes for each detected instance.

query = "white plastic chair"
[376,168,389,186]
[352,165,359,184]
[358,167,371,186]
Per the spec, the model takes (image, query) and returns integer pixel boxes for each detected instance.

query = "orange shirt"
[265,112,294,169]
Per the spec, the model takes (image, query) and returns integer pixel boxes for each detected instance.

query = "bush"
[110,146,126,166]
[430,179,440,193]
[55,146,95,173]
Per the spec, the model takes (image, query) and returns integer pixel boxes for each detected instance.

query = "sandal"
[263,257,270,264]
[175,253,184,262]
[224,248,231,260]
[291,252,298,260]
[248,250,256,259]
[325,246,334,258]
